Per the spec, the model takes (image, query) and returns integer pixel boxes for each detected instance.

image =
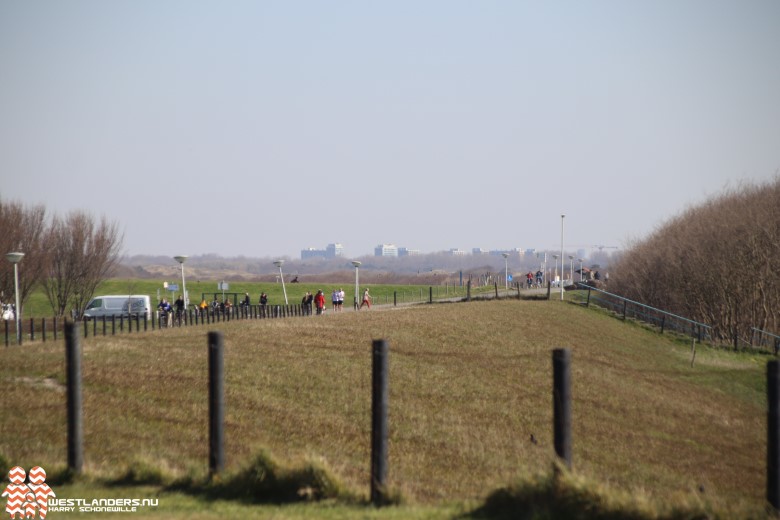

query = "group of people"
[157,296,187,326]
[160,287,374,319]
[300,287,372,314]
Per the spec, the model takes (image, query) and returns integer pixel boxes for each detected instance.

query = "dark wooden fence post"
[371,339,389,505]
[42,318,46,343]
[4,319,8,347]
[30,317,35,342]
[429,287,433,304]
[467,280,472,302]
[53,317,58,342]
[586,288,592,307]
[65,321,83,473]
[769,360,780,512]
[209,331,225,476]
[553,348,572,470]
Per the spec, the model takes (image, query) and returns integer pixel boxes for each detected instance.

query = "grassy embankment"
[0,296,770,518]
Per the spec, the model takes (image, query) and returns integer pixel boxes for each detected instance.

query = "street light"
[568,255,574,286]
[502,253,509,292]
[560,214,565,301]
[351,261,361,310]
[273,260,288,305]
[173,255,188,307]
[5,252,24,345]
[552,254,559,287]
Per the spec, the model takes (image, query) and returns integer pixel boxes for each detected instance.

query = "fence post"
[30,317,35,342]
[429,287,433,304]
[547,281,551,300]
[586,288,591,308]
[83,318,88,338]
[42,318,46,343]
[769,360,780,512]
[660,315,666,334]
[93,315,97,337]
[208,331,225,476]
[553,348,572,470]
[622,300,628,320]
[467,280,472,302]
[53,317,58,342]
[4,319,8,347]
[65,321,83,473]
[371,339,389,506]
[112,315,116,335]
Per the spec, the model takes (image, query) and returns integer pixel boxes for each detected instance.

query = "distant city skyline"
[298,242,596,261]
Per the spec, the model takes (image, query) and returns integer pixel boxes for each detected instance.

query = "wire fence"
[575,282,778,354]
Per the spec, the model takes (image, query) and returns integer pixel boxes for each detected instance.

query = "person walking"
[331,289,340,312]
[360,287,372,310]
[314,290,326,315]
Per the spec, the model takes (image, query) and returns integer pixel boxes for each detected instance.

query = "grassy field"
[0,296,771,518]
[19,278,479,318]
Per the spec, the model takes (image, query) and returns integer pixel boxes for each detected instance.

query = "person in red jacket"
[314,290,326,315]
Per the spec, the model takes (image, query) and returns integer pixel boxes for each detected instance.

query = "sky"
[1,1,779,260]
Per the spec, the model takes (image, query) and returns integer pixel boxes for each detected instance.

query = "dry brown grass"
[0,299,767,512]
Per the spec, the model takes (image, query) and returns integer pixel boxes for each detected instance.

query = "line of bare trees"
[0,198,122,317]
[608,177,780,342]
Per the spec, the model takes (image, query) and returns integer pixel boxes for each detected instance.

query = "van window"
[86,299,102,310]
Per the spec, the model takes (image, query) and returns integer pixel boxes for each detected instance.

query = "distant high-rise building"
[301,242,344,260]
[449,248,467,256]
[398,247,420,256]
[374,244,398,257]
[472,248,488,255]
[326,243,344,258]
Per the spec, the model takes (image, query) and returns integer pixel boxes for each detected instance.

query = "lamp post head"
[502,253,509,259]
[351,261,362,268]
[273,260,284,268]
[5,252,24,264]
[174,255,188,264]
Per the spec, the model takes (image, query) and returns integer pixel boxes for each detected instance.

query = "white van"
[83,295,151,319]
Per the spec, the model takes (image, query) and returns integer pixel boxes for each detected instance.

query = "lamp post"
[502,253,509,292]
[578,258,584,282]
[560,214,565,301]
[552,254,559,288]
[352,261,361,310]
[273,260,288,305]
[568,255,574,287]
[173,255,188,307]
[5,252,24,345]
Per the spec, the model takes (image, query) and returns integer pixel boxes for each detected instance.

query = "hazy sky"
[1,1,778,260]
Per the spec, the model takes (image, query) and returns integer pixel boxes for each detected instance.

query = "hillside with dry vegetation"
[609,177,780,343]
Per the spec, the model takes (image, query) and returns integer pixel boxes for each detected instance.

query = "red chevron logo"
[28,466,46,485]
[8,466,25,484]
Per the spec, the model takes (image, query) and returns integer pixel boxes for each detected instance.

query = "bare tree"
[0,199,48,314]
[42,211,123,317]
